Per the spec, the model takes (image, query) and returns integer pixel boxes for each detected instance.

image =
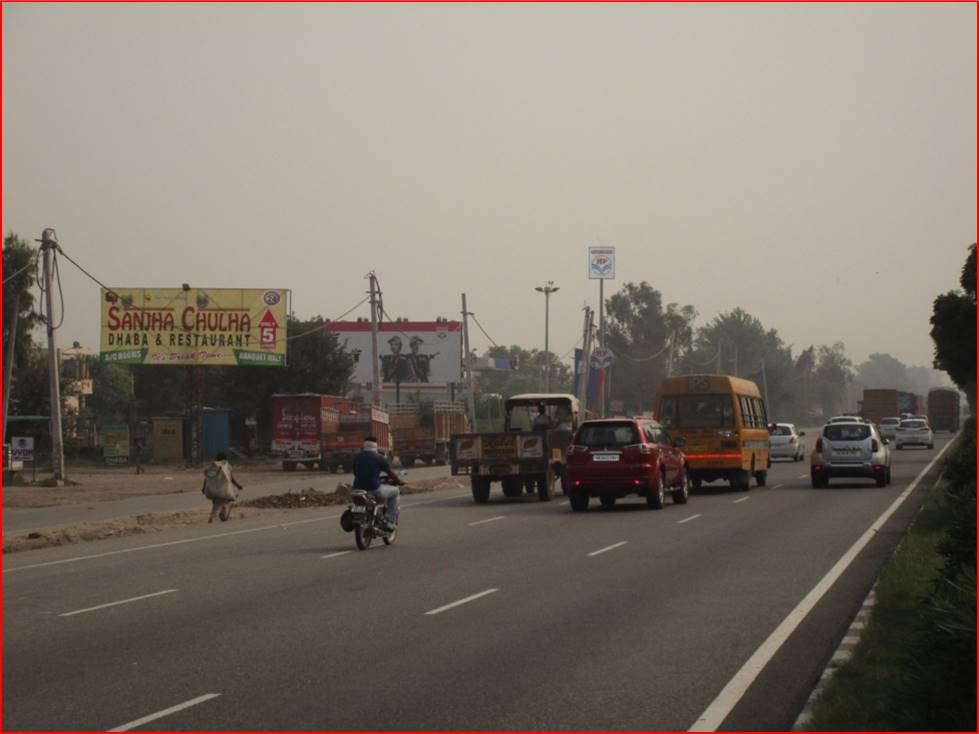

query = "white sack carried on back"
[204,461,237,500]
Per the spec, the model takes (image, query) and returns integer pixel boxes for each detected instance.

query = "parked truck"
[927,388,961,432]
[389,401,469,467]
[861,389,919,423]
[450,393,580,503]
[271,394,390,471]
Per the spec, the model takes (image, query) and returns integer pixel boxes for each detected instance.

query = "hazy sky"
[4,4,975,370]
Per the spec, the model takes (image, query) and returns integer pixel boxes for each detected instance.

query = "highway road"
[2,437,954,731]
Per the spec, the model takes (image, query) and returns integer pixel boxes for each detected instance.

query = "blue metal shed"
[202,409,231,460]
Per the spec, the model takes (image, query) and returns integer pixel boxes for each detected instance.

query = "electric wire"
[2,257,36,285]
[468,312,500,348]
[287,295,371,341]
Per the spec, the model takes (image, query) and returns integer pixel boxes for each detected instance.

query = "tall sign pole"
[461,293,476,432]
[588,245,615,418]
[40,229,65,482]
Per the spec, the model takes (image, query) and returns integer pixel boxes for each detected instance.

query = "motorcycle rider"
[351,437,403,530]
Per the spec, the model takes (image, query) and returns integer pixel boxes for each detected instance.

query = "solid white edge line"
[425,588,499,615]
[320,551,352,560]
[587,541,628,557]
[108,692,221,732]
[677,514,702,524]
[688,437,956,732]
[798,474,808,479]
[733,497,750,504]
[4,492,472,574]
[59,589,178,617]
[468,515,505,526]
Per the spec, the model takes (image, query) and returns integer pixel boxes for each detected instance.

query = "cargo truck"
[927,388,961,432]
[450,393,579,503]
[271,394,390,471]
[861,389,919,423]
[389,401,469,467]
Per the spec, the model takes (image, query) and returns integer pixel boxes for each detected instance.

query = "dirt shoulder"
[2,475,469,554]
[2,459,321,508]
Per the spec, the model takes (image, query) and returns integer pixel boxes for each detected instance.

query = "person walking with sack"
[202,452,244,523]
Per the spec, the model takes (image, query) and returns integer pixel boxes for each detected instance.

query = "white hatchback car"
[811,421,891,488]
[895,419,934,450]
[878,417,901,441]
[769,423,806,461]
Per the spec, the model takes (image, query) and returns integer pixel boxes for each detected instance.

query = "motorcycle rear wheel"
[382,525,397,545]
[355,526,373,550]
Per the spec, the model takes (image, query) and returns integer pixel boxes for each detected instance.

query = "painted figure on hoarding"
[407,336,440,383]
[381,336,416,383]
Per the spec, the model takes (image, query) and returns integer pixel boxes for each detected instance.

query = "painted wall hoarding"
[99,424,130,465]
[326,321,462,386]
[100,288,289,366]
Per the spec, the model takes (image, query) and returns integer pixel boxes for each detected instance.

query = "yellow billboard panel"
[100,288,289,366]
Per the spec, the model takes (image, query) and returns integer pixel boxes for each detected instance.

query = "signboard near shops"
[100,287,290,366]
[11,436,34,462]
[590,346,615,369]
[99,424,130,466]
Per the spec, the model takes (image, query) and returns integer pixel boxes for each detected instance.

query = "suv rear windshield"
[900,420,927,429]
[659,395,735,429]
[880,418,900,425]
[772,425,793,436]
[823,424,871,441]
[576,423,639,447]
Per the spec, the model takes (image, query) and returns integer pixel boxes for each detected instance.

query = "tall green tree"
[603,282,696,413]
[855,353,911,391]
[930,243,976,411]
[476,345,573,401]
[2,233,41,368]
[812,342,853,418]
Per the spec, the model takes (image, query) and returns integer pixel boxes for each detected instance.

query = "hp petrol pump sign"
[588,246,615,280]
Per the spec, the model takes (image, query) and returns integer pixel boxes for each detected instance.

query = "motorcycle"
[341,474,405,551]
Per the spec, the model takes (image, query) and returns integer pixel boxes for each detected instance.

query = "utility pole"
[461,293,477,432]
[666,330,675,378]
[535,281,559,392]
[368,272,381,407]
[577,306,592,409]
[3,291,20,444]
[40,228,65,482]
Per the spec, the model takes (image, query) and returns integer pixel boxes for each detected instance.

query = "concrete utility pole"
[40,228,65,482]
[368,273,381,407]
[461,293,476,432]
[535,281,559,392]
[577,305,593,409]
[3,291,20,444]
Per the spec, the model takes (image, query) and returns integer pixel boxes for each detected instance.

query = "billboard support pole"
[461,293,476,432]
[599,278,606,418]
[40,229,65,482]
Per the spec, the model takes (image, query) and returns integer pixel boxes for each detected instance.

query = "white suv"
[878,417,901,440]
[895,419,934,450]
[811,421,891,488]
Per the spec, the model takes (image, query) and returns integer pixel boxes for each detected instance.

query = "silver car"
[878,417,901,440]
[895,418,934,450]
[769,423,806,461]
[811,421,891,488]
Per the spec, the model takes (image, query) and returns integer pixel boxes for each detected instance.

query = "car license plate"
[351,506,366,513]
[592,453,620,462]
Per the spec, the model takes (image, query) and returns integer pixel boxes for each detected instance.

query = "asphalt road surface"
[2,436,954,731]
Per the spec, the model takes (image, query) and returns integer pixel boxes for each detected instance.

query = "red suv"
[566,418,690,512]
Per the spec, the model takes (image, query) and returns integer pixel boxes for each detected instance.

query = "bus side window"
[752,398,767,427]
[738,395,752,427]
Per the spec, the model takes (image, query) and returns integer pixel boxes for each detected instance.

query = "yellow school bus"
[653,374,770,491]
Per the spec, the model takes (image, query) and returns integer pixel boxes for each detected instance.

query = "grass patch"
[805,432,977,731]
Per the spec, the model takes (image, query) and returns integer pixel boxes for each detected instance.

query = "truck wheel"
[283,461,296,472]
[471,476,491,504]
[569,492,589,512]
[523,479,535,495]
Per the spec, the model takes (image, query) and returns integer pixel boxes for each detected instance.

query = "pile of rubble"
[242,487,349,509]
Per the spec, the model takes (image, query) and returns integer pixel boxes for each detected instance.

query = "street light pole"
[535,281,559,392]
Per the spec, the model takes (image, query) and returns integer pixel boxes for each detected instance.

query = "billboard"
[100,288,289,366]
[588,246,615,279]
[327,321,462,386]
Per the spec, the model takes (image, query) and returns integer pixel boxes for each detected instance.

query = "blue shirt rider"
[351,437,403,528]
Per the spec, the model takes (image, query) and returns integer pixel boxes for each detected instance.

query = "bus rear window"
[659,395,734,429]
